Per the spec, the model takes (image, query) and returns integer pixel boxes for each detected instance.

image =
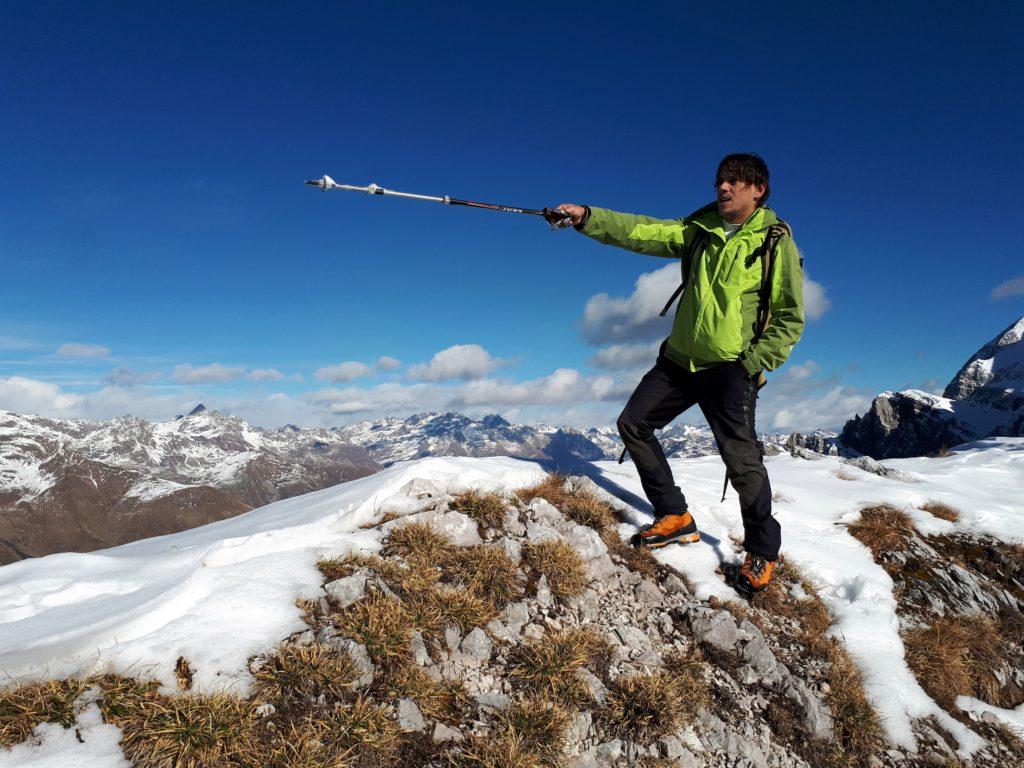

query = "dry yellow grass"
[508,628,610,705]
[835,467,859,481]
[378,662,468,723]
[250,642,357,706]
[334,591,416,669]
[383,521,456,566]
[756,557,833,656]
[0,679,89,746]
[448,544,523,608]
[451,489,509,529]
[904,614,1019,709]
[517,474,617,533]
[600,670,693,741]
[448,697,569,768]
[847,504,915,558]
[920,500,961,522]
[825,645,884,766]
[522,540,589,599]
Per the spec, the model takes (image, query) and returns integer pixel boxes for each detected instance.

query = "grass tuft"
[522,540,589,599]
[383,521,455,567]
[600,669,695,741]
[508,628,610,705]
[448,544,523,608]
[904,614,1020,710]
[920,500,960,522]
[0,679,89,747]
[847,504,915,558]
[451,489,509,530]
[251,643,357,706]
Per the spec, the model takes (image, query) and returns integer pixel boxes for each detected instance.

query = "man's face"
[715,174,765,221]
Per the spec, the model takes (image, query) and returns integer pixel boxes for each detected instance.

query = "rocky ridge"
[841,316,1024,458]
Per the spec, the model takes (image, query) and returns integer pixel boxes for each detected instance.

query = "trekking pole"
[304,175,572,228]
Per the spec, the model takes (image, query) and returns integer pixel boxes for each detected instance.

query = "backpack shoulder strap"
[657,203,716,318]
[754,221,791,338]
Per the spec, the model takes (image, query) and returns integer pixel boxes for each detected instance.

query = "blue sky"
[2,1,1022,431]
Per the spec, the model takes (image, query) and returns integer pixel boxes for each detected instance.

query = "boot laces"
[745,555,768,578]
[648,513,689,535]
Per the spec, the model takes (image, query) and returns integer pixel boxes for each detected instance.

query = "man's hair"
[716,153,770,205]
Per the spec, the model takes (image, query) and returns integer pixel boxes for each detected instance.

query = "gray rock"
[568,589,601,623]
[502,508,526,536]
[595,739,623,762]
[634,579,663,605]
[785,679,834,739]
[504,601,530,634]
[615,624,653,651]
[324,572,367,609]
[566,710,592,744]
[525,521,562,544]
[576,668,608,703]
[688,607,746,651]
[661,572,688,595]
[444,624,462,651]
[564,524,608,561]
[409,630,432,666]
[396,697,425,732]
[325,637,374,688]
[536,574,553,607]
[634,649,664,668]
[460,627,493,665]
[432,722,462,743]
[476,691,511,712]
[255,702,276,717]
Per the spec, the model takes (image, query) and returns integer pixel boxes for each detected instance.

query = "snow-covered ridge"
[1,442,1021,761]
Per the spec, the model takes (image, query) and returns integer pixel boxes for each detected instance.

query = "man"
[549,153,804,596]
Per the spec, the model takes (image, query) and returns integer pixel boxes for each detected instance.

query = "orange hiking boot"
[630,512,700,548]
[729,553,776,598]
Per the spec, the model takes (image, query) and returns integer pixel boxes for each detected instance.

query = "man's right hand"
[551,203,587,227]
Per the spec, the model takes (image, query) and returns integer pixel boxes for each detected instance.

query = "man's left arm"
[739,234,805,375]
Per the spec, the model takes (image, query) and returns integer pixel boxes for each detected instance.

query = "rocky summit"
[841,315,1024,458]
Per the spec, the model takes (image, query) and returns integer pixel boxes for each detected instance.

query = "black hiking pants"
[616,344,780,560]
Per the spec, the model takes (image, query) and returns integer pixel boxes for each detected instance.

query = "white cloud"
[315,361,372,382]
[248,368,286,382]
[170,363,245,384]
[589,341,660,370]
[103,366,160,388]
[0,375,192,421]
[991,275,1024,300]
[755,360,872,432]
[376,356,402,371]
[407,344,501,382]
[580,263,678,345]
[803,275,832,321]
[56,343,110,359]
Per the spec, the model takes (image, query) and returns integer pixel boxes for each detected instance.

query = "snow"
[0,456,544,698]
[121,478,190,502]
[1,440,1022,763]
[957,696,1024,740]
[0,701,129,768]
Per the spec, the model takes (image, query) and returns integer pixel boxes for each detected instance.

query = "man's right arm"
[554,204,691,259]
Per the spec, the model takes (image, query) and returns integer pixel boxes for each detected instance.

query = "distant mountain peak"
[188,404,208,416]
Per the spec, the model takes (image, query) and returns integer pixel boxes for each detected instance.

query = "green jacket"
[580,204,804,377]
